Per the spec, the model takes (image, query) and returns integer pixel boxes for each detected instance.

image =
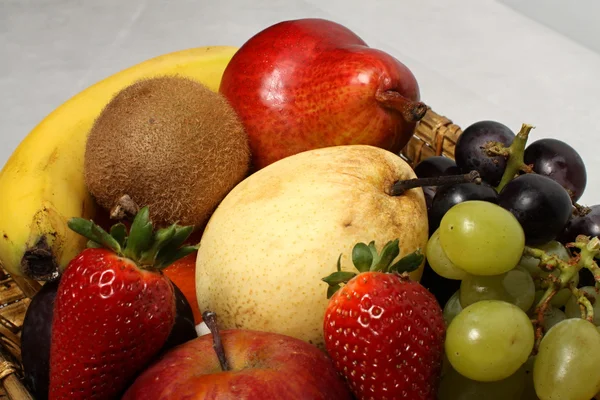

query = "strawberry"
[322,240,445,400]
[49,206,197,400]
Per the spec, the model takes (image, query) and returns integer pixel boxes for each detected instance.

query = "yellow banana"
[0,45,238,279]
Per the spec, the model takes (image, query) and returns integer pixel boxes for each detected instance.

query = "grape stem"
[569,285,595,322]
[532,286,558,353]
[493,123,535,192]
[525,235,600,352]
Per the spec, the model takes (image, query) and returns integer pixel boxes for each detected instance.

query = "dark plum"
[429,182,499,233]
[414,156,460,178]
[558,204,600,244]
[161,283,197,352]
[454,121,515,186]
[21,280,196,400]
[498,174,572,246]
[22,280,59,400]
[523,138,587,202]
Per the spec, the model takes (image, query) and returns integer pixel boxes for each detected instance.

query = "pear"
[195,145,428,348]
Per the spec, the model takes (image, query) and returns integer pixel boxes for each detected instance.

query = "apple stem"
[391,170,481,196]
[202,310,230,371]
[375,90,428,122]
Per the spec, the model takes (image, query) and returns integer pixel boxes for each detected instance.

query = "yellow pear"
[195,145,428,348]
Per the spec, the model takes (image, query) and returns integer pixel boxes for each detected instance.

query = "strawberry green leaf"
[156,245,198,270]
[372,239,400,272]
[91,223,122,253]
[86,240,103,249]
[68,218,121,254]
[367,241,379,261]
[139,225,177,266]
[352,243,373,272]
[110,223,128,249]
[389,249,424,274]
[327,284,341,299]
[322,271,357,286]
[155,226,195,268]
[124,206,153,260]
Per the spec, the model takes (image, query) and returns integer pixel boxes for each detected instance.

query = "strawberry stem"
[202,311,230,371]
[68,206,198,270]
[68,219,121,253]
[322,239,424,298]
[124,207,154,260]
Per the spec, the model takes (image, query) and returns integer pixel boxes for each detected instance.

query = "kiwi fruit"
[84,76,251,228]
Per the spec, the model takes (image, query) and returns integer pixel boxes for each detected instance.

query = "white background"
[2,0,599,204]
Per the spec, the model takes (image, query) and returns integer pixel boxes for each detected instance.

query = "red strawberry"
[49,206,197,400]
[322,239,445,400]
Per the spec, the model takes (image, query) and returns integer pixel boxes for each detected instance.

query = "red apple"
[219,18,426,170]
[122,329,353,399]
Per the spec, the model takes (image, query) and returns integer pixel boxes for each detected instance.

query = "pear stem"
[202,311,230,372]
[376,90,428,122]
[391,170,481,196]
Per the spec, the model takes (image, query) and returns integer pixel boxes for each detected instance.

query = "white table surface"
[2,0,599,205]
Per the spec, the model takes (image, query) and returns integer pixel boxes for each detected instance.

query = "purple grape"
[414,156,461,212]
[558,204,600,244]
[498,174,572,245]
[523,138,587,202]
[429,182,499,233]
[414,156,460,178]
[454,121,515,186]
[423,186,435,211]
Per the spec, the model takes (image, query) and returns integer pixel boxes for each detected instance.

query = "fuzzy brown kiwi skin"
[84,76,251,229]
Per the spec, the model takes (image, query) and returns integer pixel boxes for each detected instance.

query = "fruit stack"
[0,17,597,400]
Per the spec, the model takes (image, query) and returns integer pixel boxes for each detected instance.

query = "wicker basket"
[0,108,462,400]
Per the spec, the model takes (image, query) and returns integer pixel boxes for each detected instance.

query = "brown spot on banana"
[21,235,59,281]
[22,206,66,281]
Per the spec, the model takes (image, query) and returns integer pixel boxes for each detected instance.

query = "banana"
[0,46,238,280]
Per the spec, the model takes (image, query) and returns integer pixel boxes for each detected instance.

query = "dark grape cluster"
[415,120,590,247]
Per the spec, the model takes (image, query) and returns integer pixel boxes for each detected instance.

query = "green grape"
[541,306,566,332]
[439,201,525,276]
[520,356,539,400]
[459,266,535,312]
[518,240,570,279]
[565,286,600,325]
[443,290,463,325]
[534,318,600,400]
[445,300,534,382]
[426,229,469,280]
[438,362,526,400]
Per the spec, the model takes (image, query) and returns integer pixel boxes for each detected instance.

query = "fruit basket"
[4,18,599,400]
[0,107,459,400]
